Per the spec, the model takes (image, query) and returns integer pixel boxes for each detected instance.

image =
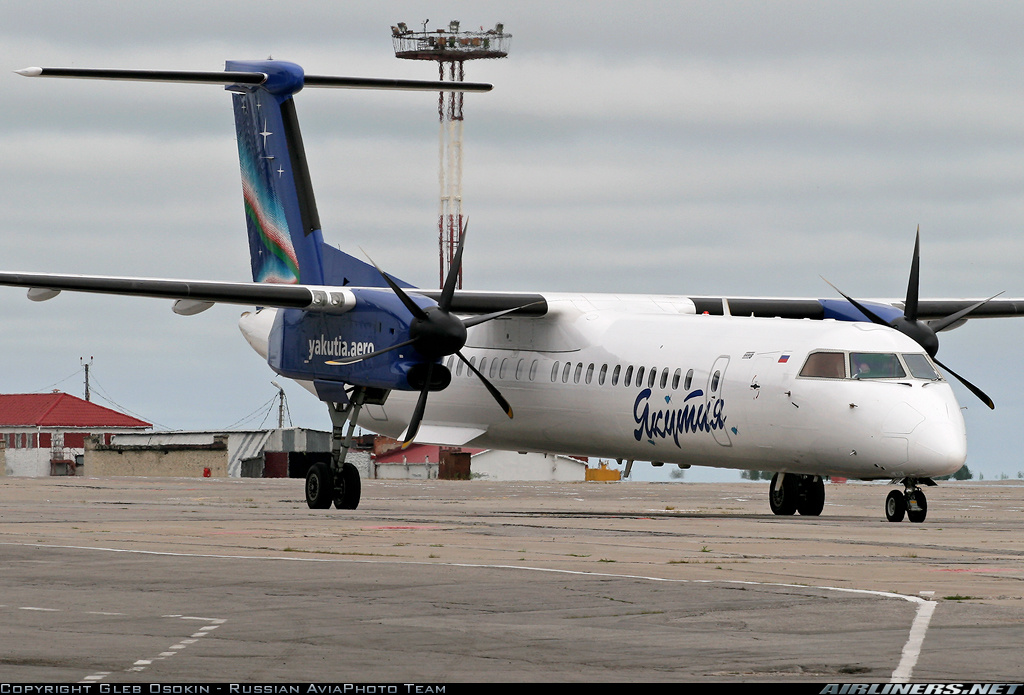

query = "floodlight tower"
[392,19,510,289]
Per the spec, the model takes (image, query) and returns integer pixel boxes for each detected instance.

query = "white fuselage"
[240,292,967,480]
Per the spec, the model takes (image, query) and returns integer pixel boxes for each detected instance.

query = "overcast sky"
[2,1,1023,481]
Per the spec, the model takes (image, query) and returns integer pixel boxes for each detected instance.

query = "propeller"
[338,223,534,446]
[823,228,998,409]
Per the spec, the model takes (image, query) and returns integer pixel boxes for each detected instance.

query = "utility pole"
[81,356,93,401]
[271,381,286,428]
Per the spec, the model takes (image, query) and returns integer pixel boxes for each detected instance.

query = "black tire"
[769,473,797,515]
[305,462,334,509]
[797,476,825,516]
[885,489,906,522]
[907,489,927,523]
[334,461,361,510]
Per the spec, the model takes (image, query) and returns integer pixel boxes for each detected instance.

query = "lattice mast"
[392,20,510,289]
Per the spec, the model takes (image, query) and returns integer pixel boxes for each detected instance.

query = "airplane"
[3,59,1023,523]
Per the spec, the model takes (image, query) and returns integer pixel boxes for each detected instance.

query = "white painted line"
[20,606,60,612]
[891,600,938,683]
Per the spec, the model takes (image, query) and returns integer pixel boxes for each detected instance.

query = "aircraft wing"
[0,271,548,317]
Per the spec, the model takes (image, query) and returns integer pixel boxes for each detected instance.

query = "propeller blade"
[401,364,434,448]
[458,351,513,418]
[820,277,890,326]
[439,220,468,311]
[928,292,1005,333]
[362,248,430,322]
[325,338,418,365]
[904,227,921,322]
[932,356,995,410]
[461,301,545,328]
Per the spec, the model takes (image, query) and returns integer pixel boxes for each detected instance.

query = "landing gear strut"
[305,387,372,510]
[885,479,931,523]
[769,473,825,516]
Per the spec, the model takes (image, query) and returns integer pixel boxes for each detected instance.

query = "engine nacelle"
[266,287,446,392]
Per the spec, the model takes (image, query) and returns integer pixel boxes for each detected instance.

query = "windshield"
[902,353,941,380]
[850,352,906,379]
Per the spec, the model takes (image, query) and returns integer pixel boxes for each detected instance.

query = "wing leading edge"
[0,271,549,317]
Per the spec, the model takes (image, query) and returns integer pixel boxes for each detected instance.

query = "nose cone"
[909,416,967,477]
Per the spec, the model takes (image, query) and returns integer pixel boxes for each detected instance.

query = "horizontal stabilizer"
[15,67,267,85]
[16,66,492,92]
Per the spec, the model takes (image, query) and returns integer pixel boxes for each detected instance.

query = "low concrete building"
[86,428,369,479]
[470,450,589,482]
[371,436,591,482]
[86,434,230,478]
[0,392,151,476]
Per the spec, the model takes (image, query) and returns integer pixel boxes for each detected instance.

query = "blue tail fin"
[228,60,326,286]
[228,59,408,290]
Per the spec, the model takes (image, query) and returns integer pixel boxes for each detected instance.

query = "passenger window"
[456,358,464,377]
[711,370,721,392]
[636,366,645,386]
[574,363,583,384]
[660,368,669,389]
[499,358,508,379]
[562,362,571,383]
[551,361,560,382]
[530,360,538,381]
[799,352,846,379]
[672,368,681,389]
[479,357,488,375]
[850,352,906,379]
[611,365,620,386]
[585,363,594,384]
[647,368,656,388]
[598,364,607,386]
[624,365,633,387]
[490,358,499,379]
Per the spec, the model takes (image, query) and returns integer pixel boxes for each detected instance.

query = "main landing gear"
[885,478,933,523]
[305,386,386,511]
[768,473,825,516]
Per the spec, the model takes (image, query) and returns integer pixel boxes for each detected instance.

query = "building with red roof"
[0,392,151,476]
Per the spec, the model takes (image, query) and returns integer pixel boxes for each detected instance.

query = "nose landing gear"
[885,478,932,523]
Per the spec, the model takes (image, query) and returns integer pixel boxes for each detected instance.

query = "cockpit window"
[850,352,906,379]
[799,352,846,379]
[902,353,941,380]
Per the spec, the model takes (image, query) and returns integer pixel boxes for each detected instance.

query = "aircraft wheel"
[333,461,361,510]
[305,462,334,509]
[906,489,927,523]
[797,476,825,516]
[769,473,797,515]
[885,489,906,522]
